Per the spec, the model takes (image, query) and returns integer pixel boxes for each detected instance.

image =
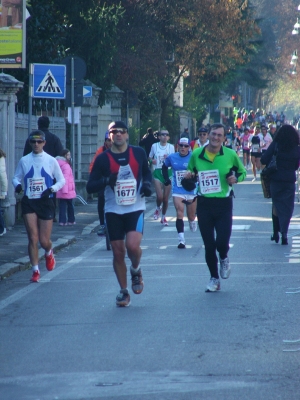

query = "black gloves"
[105,173,118,190]
[41,188,53,198]
[181,169,198,192]
[164,179,171,186]
[140,181,152,197]
[181,178,196,191]
[15,184,23,194]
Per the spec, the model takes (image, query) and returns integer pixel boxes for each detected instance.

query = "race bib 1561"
[27,177,46,199]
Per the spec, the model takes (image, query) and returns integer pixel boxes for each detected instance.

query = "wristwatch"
[50,187,55,193]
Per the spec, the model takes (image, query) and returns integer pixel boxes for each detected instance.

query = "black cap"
[108,121,128,131]
[198,127,208,133]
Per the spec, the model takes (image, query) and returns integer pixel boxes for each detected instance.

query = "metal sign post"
[71,57,75,177]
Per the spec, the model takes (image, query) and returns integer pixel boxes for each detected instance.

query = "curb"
[0,220,99,280]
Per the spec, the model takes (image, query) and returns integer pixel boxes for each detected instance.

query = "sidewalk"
[0,200,100,280]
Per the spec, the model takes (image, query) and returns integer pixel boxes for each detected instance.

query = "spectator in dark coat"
[23,116,63,157]
[261,125,300,245]
[139,127,159,157]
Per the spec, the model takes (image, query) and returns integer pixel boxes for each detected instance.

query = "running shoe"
[178,242,186,249]
[30,270,40,283]
[97,225,106,236]
[59,223,66,226]
[131,269,144,294]
[116,290,131,307]
[206,277,221,292]
[45,250,56,271]
[252,177,256,182]
[67,222,76,225]
[189,220,197,232]
[0,228,6,236]
[160,217,168,226]
[219,257,231,279]
[153,209,160,220]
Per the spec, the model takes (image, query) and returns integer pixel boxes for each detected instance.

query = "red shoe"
[30,270,40,282]
[153,209,160,220]
[160,217,168,226]
[45,250,56,271]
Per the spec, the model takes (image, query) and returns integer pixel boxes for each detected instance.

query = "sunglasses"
[30,140,44,144]
[160,134,169,137]
[179,144,189,148]
[110,129,127,135]
[198,133,207,136]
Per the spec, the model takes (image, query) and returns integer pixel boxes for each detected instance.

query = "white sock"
[178,232,185,243]
[130,265,140,274]
[32,265,39,272]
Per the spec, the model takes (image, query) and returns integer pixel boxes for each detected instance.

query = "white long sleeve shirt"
[13,151,65,199]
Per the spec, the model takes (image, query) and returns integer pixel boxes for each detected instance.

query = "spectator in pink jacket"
[56,149,76,225]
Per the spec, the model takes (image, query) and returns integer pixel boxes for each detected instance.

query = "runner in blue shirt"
[162,138,197,249]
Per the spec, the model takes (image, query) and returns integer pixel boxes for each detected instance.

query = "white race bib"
[199,170,221,195]
[252,144,259,152]
[27,177,46,199]
[175,170,186,187]
[157,155,165,168]
[115,179,137,205]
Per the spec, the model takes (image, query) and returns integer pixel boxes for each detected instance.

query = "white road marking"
[0,242,105,311]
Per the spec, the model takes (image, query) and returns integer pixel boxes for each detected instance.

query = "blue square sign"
[32,64,66,99]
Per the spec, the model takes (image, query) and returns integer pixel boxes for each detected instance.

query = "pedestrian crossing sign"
[32,63,66,99]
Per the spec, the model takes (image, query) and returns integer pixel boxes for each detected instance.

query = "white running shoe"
[252,177,256,182]
[153,209,160,220]
[189,220,197,232]
[219,257,231,279]
[206,278,221,292]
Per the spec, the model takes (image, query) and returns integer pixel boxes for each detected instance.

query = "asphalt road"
[1,172,300,400]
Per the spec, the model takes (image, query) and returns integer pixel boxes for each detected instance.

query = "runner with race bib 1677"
[86,121,152,308]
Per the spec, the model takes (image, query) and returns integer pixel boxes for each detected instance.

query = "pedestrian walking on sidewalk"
[12,130,65,282]
[184,123,246,292]
[0,147,8,236]
[56,149,76,226]
[261,124,300,245]
[87,121,152,307]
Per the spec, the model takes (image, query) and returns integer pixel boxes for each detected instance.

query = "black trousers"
[97,190,105,225]
[197,196,233,279]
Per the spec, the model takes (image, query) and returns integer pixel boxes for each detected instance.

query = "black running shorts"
[105,210,144,241]
[21,196,55,220]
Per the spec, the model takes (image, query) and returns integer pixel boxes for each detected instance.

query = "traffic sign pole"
[71,57,76,178]
[28,64,33,135]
